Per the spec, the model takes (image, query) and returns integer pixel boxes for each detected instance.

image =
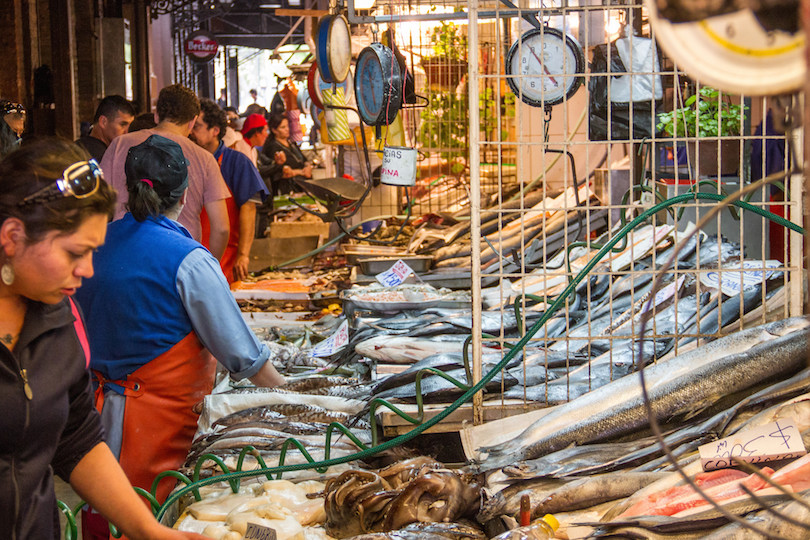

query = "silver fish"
[530,471,666,517]
[476,317,810,471]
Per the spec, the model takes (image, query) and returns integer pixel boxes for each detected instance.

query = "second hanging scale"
[505,25,585,110]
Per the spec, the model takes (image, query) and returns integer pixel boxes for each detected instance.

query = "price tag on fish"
[308,320,349,358]
[375,259,416,287]
[699,418,806,471]
[699,260,782,297]
[244,523,277,540]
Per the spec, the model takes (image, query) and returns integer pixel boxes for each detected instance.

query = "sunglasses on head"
[2,102,25,116]
[18,159,103,207]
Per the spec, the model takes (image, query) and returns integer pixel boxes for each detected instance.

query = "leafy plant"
[657,86,747,137]
[417,86,500,174]
[418,89,468,173]
[423,22,467,63]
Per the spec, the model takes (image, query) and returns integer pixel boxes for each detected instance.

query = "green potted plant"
[656,86,748,175]
[421,22,468,90]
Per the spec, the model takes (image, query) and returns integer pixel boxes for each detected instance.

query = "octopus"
[320,457,483,539]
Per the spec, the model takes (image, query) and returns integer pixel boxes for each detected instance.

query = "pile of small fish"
[185,374,376,479]
[412,186,601,273]
[344,222,786,410]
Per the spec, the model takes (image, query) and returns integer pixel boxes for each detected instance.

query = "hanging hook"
[543,106,552,142]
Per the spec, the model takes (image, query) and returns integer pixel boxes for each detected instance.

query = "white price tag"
[308,320,349,358]
[244,522,277,540]
[699,418,806,471]
[641,275,685,314]
[699,260,781,297]
[375,259,416,287]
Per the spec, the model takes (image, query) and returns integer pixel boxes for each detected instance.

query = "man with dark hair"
[222,105,255,165]
[75,95,135,161]
[191,99,269,282]
[100,84,231,259]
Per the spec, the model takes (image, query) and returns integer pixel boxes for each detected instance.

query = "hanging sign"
[376,259,416,287]
[309,320,350,358]
[185,30,219,63]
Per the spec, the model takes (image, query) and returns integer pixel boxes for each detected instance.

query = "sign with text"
[699,260,781,297]
[184,30,219,63]
[308,320,349,358]
[699,418,806,471]
[375,259,416,287]
[244,522,277,540]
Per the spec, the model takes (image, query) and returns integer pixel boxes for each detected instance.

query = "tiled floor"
[55,477,84,539]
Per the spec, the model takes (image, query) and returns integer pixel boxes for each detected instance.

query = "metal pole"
[468,0,484,425]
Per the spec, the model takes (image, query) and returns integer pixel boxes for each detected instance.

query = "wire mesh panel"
[366,0,804,412]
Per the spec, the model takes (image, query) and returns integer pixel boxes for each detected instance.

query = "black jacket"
[0,298,104,539]
[259,138,308,196]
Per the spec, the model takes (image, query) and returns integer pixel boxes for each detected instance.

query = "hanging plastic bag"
[588,29,663,141]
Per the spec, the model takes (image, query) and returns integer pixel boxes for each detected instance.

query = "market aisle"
[55,477,83,539]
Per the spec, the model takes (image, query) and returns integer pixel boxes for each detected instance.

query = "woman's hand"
[142,524,208,539]
[281,165,294,178]
[302,164,313,178]
[273,151,286,165]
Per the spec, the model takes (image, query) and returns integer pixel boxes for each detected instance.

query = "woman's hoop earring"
[1,263,14,286]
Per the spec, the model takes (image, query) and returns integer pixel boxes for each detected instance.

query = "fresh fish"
[476,317,810,471]
[356,335,494,364]
[700,495,810,539]
[341,521,487,540]
[373,353,506,394]
[212,404,370,429]
[279,376,360,392]
[477,477,569,522]
[530,472,666,517]
[498,382,590,405]
[373,366,516,403]
[589,492,794,536]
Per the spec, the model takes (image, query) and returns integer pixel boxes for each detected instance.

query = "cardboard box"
[268,221,330,241]
[248,236,321,271]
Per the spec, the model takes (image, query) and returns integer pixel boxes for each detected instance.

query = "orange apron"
[85,332,216,540]
[201,196,240,284]
[201,153,240,283]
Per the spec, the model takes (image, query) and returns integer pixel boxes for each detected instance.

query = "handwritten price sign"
[308,320,349,358]
[244,522,277,540]
[375,259,416,287]
[699,418,806,471]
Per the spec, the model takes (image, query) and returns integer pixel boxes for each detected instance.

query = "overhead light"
[354,0,375,8]
[259,3,283,7]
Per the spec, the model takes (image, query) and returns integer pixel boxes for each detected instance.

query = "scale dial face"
[355,43,402,126]
[646,0,804,95]
[317,14,352,84]
[506,26,585,107]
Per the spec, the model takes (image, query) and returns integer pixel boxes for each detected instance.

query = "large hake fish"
[476,317,810,471]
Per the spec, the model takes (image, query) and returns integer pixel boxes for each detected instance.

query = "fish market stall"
[86,2,808,539]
